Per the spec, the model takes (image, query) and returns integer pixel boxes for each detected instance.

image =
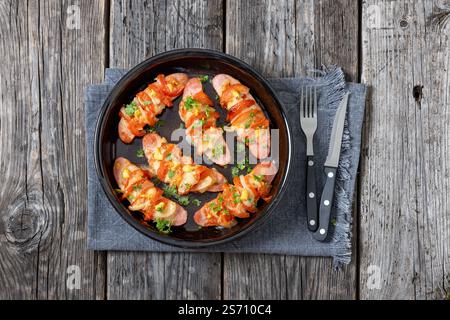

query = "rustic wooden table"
[0,0,449,300]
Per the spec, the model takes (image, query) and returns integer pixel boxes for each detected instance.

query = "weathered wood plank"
[360,0,450,300]
[0,0,106,299]
[107,0,224,299]
[224,0,359,300]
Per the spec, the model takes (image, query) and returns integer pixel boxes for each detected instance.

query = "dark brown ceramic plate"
[94,49,291,247]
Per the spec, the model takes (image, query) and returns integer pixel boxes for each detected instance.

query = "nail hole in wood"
[413,85,424,104]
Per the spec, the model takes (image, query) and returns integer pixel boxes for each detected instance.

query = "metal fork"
[300,86,318,232]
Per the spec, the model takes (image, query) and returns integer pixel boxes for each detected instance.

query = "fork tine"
[300,87,304,118]
[303,87,306,118]
[305,86,308,118]
[308,86,312,118]
[305,86,309,118]
[314,86,317,117]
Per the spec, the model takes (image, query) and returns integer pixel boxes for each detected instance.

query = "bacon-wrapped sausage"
[113,157,187,226]
[142,133,227,195]
[212,74,271,159]
[194,162,277,228]
[179,77,231,166]
[118,73,189,143]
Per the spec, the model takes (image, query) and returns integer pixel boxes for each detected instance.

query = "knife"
[313,92,350,241]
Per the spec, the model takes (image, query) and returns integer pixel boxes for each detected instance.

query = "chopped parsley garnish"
[209,201,222,213]
[163,185,178,198]
[166,153,172,160]
[136,149,145,158]
[244,113,256,129]
[167,170,175,179]
[198,75,209,83]
[205,106,211,118]
[132,185,142,192]
[179,123,185,129]
[124,101,138,116]
[192,199,201,206]
[163,184,191,206]
[331,218,337,226]
[125,101,138,117]
[253,174,264,182]
[155,219,172,234]
[231,166,240,177]
[114,188,123,194]
[237,142,246,153]
[212,144,224,158]
[194,119,205,128]
[145,125,156,133]
[178,196,190,206]
[233,155,253,175]
[233,192,241,204]
[184,97,196,110]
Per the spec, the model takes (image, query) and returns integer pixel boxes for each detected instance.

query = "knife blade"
[324,92,350,168]
[313,92,350,241]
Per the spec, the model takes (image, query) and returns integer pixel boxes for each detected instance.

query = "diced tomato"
[185,114,204,129]
[244,175,259,198]
[233,176,243,188]
[230,108,255,127]
[227,99,255,121]
[193,91,214,106]
[159,74,185,97]
[148,83,173,107]
[128,122,146,137]
[156,162,169,180]
[250,116,269,129]
[218,212,236,227]
[220,84,249,106]
[121,174,147,200]
[156,74,167,89]
[136,91,152,106]
[164,144,175,157]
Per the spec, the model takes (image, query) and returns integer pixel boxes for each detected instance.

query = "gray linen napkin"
[86,67,366,267]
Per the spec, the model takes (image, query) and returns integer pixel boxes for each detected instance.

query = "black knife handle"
[306,156,318,232]
[314,167,337,241]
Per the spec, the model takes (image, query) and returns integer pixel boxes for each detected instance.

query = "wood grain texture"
[224,0,359,300]
[360,0,450,299]
[226,0,359,81]
[107,0,224,300]
[0,0,106,299]
[110,0,224,67]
